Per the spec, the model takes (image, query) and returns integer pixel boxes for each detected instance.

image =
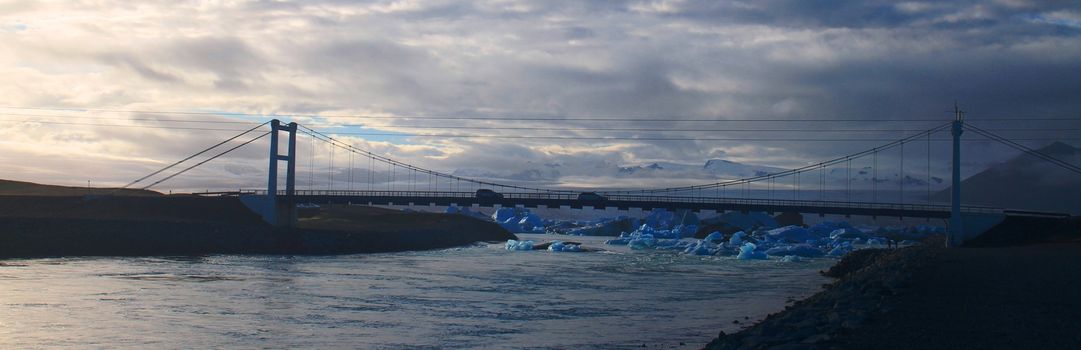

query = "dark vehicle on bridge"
[475,189,504,199]
[577,192,607,201]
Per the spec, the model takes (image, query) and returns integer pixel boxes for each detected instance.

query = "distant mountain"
[703,159,786,178]
[618,162,666,174]
[933,142,1081,214]
[0,179,162,196]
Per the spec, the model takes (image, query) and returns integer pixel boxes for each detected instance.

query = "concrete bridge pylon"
[240,119,297,227]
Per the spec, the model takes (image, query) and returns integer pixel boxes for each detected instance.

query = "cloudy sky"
[0,0,1079,192]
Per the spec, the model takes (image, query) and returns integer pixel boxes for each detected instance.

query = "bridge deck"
[204,190,1012,219]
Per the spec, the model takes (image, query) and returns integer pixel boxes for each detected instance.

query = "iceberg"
[492,208,518,223]
[489,207,550,233]
[765,244,824,257]
[564,217,637,236]
[829,228,869,240]
[627,234,658,250]
[655,239,692,251]
[766,225,813,243]
[642,209,698,229]
[683,239,722,256]
[728,231,747,246]
[828,241,854,257]
[703,231,724,244]
[809,221,854,237]
[518,213,545,232]
[604,237,631,245]
[504,239,535,251]
[737,243,768,260]
[547,240,583,252]
[779,255,802,263]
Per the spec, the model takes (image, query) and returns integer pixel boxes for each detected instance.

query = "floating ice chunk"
[682,240,721,256]
[866,238,884,246]
[546,241,584,252]
[518,213,545,231]
[671,224,699,238]
[703,231,724,244]
[627,234,657,250]
[565,217,635,236]
[492,208,518,223]
[779,255,802,263]
[604,237,631,245]
[828,241,853,257]
[729,231,747,246]
[737,243,768,260]
[829,228,869,240]
[809,221,854,237]
[766,226,813,243]
[765,244,824,257]
[654,239,692,251]
[504,239,534,251]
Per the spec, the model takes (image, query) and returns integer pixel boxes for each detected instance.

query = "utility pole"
[949,104,964,247]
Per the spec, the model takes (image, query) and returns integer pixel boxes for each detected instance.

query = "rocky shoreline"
[703,238,945,350]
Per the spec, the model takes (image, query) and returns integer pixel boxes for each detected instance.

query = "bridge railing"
[207,189,1003,215]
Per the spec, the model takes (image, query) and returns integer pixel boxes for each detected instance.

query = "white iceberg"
[779,255,802,263]
[504,239,535,251]
[737,243,768,260]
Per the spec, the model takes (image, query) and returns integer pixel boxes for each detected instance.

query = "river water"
[0,233,831,349]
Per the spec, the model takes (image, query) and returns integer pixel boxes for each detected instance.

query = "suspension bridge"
[117,108,1081,245]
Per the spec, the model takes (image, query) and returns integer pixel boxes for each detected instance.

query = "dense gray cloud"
[0,0,1078,192]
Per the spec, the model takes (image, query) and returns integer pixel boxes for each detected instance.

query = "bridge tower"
[266,119,297,226]
[949,105,964,246]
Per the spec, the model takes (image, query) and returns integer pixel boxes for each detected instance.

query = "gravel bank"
[703,239,943,350]
[703,237,1081,349]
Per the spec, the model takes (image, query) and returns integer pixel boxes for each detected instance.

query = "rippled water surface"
[0,234,831,349]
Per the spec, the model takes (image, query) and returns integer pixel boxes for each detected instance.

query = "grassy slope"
[0,179,161,197]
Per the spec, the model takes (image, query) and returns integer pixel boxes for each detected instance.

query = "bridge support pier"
[949,108,965,246]
[246,119,297,227]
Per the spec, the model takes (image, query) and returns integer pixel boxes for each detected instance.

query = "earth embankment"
[0,195,514,258]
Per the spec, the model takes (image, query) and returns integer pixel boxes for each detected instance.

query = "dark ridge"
[964,215,1081,247]
[0,196,515,259]
[0,179,161,197]
[932,141,1081,215]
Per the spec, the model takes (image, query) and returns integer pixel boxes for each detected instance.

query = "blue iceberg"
[765,244,825,257]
